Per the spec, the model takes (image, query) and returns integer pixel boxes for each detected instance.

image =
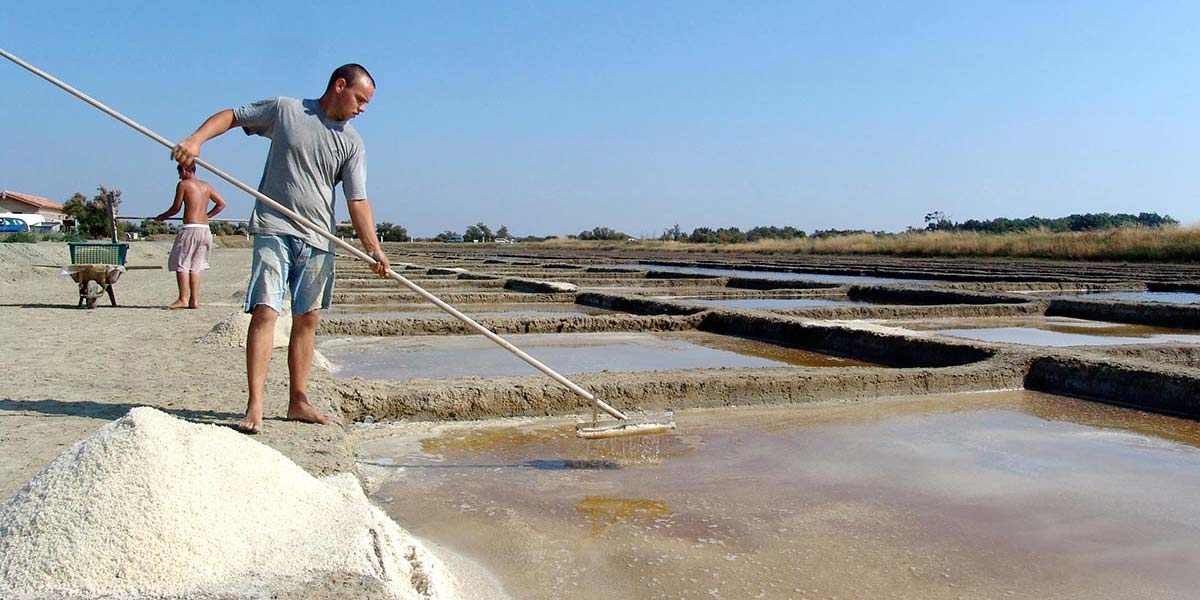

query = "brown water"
[358,391,1200,599]
[318,331,874,380]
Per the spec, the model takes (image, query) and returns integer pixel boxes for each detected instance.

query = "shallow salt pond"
[933,318,1200,346]
[318,331,874,380]
[325,302,613,319]
[357,391,1200,599]
[1082,290,1200,304]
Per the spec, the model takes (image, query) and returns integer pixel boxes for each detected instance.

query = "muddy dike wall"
[725,277,843,291]
[503,278,579,293]
[630,259,1070,283]
[1025,355,1200,418]
[847,285,1031,306]
[577,292,710,316]
[586,266,644,274]
[332,291,576,304]
[937,282,1146,293]
[1047,298,1200,330]
[334,357,1030,422]
[1085,344,1200,369]
[1148,281,1200,293]
[318,313,704,336]
[697,309,995,368]
[771,303,1045,320]
[336,278,508,290]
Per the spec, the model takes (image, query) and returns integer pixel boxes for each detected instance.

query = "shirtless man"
[155,163,226,308]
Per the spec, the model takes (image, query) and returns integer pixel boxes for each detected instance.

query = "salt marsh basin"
[318,331,876,380]
[357,390,1200,600]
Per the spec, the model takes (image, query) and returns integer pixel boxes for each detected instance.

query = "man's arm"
[171,109,239,168]
[155,183,185,221]
[346,199,390,277]
[206,186,227,219]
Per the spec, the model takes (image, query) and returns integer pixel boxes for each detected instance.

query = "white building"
[0,191,66,221]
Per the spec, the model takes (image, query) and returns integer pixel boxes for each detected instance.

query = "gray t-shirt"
[233,96,366,252]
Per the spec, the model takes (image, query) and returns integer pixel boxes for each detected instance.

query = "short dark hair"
[176,163,194,175]
[326,64,375,91]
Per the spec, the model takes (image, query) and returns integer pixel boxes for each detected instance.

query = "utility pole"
[105,190,118,242]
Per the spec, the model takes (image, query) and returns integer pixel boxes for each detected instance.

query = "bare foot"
[188,302,199,309]
[287,393,331,425]
[238,400,263,434]
[165,300,188,309]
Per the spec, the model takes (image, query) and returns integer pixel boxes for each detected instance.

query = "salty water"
[1082,290,1200,304]
[318,331,874,380]
[325,302,613,319]
[934,318,1200,347]
[359,391,1200,599]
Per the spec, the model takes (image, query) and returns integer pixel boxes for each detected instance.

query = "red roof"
[1,191,64,211]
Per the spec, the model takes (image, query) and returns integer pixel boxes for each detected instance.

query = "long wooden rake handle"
[1,47,627,421]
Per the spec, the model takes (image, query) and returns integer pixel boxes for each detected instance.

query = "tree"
[924,211,953,231]
[476,222,494,242]
[496,225,510,239]
[463,224,483,242]
[433,230,461,242]
[577,226,630,241]
[139,218,167,236]
[63,187,121,239]
[376,222,409,242]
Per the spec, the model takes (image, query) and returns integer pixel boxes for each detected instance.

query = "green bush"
[0,232,86,243]
[1,232,38,243]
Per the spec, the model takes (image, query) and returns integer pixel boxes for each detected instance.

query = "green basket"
[68,242,129,266]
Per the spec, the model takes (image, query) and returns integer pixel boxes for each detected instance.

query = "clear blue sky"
[1,1,1196,238]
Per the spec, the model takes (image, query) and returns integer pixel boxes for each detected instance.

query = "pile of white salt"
[0,407,455,599]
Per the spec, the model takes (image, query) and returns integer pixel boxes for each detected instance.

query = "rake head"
[576,410,677,440]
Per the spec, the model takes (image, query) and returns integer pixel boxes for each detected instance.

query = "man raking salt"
[171,64,391,434]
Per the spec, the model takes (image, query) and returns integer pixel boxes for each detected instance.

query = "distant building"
[0,191,66,221]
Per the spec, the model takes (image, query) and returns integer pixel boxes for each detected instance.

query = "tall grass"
[530,226,1200,262]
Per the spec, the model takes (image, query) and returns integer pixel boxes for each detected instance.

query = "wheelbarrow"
[62,264,126,308]
[62,242,129,309]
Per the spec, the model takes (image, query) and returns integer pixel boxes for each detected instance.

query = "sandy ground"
[0,241,351,500]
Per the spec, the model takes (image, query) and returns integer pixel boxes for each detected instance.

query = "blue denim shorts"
[244,234,335,315]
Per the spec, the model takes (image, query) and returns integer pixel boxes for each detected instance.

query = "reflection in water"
[935,326,1200,347]
[576,496,672,537]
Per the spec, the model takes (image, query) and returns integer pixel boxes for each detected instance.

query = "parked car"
[0,213,44,228]
[0,217,30,234]
[443,235,465,243]
[495,238,514,244]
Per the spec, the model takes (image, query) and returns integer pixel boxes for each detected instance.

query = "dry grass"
[529,227,1200,262]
